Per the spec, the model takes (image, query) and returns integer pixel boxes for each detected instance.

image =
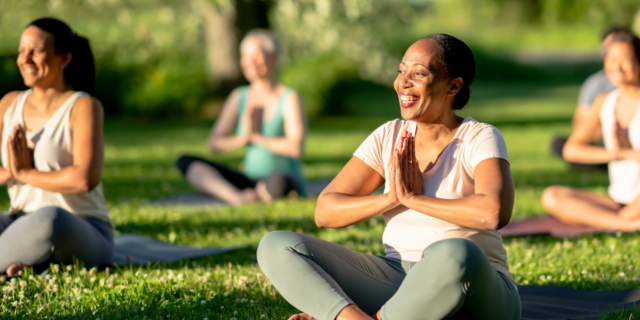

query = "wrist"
[15,168,34,183]
[401,193,420,208]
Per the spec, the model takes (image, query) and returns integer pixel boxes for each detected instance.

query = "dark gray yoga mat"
[519,285,640,320]
[113,234,245,265]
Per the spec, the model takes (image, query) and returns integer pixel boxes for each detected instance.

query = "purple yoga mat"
[501,216,617,237]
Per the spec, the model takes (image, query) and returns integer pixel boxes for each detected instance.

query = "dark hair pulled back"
[27,18,95,95]
[423,34,475,110]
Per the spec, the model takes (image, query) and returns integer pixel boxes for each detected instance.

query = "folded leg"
[0,206,114,272]
[381,239,521,320]
[257,231,405,320]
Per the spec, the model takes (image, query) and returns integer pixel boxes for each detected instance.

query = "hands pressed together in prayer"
[240,106,267,146]
[611,121,640,161]
[385,129,424,208]
[3,125,34,182]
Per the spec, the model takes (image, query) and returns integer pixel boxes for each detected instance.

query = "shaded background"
[1,0,639,119]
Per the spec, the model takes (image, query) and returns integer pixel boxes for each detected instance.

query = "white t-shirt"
[354,117,514,285]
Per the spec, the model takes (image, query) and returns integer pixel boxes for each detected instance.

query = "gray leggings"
[258,231,521,320]
[0,206,114,272]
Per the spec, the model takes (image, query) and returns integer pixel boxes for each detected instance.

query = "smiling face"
[604,41,640,87]
[240,37,276,83]
[17,26,70,89]
[394,39,460,121]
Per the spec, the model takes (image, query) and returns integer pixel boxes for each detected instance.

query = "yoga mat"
[113,234,245,266]
[519,285,640,320]
[501,216,616,237]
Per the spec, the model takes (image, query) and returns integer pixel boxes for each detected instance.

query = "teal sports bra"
[236,86,306,195]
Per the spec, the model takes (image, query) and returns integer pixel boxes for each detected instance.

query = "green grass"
[0,81,638,319]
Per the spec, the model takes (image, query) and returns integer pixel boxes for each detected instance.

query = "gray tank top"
[0,90,112,227]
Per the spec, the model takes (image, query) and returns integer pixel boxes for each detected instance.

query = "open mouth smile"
[399,94,420,108]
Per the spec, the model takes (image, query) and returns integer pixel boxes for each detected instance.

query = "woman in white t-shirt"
[257,34,521,320]
[542,30,640,231]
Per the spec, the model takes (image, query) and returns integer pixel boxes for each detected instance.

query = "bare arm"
[402,158,515,230]
[0,91,22,186]
[564,94,617,163]
[315,156,398,228]
[250,91,306,158]
[11,97,104,193]
[208,89,248,153]
[572,103,602,140]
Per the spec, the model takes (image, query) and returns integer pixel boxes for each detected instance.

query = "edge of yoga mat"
[113,233,247,266]
[518,285,640,320]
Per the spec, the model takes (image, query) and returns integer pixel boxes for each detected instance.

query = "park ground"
[0,81,639,319]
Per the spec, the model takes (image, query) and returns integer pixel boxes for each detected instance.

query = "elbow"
[74,181,91,193]
[74,179,98,194]
[290,149,302,159]
[562,143,577,162]
[314,198,330,228]
[482,206,503,231]
[314,207,328,228]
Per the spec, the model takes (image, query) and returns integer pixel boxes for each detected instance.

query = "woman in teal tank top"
[176,29,307,204]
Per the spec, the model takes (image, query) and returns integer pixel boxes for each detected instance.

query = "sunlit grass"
[0,82,637,319]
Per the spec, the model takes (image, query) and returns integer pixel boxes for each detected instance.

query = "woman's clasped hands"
[4,125,35,182]
[386,129,424,208]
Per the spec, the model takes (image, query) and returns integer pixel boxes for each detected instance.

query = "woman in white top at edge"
[0,18,113,276]
[257,34,521,320]
[542,30,640,231]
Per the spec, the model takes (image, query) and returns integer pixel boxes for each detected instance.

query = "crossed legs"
[0,206,114,274]
[257,231,521,320]
[541,185,640,231]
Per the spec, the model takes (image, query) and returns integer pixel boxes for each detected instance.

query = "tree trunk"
[201,0,240,84]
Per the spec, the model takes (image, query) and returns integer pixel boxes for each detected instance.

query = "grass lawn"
[0,81,639,319]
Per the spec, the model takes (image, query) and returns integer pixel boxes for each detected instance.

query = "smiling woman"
[0,18,113,276]
[257,34,521,320]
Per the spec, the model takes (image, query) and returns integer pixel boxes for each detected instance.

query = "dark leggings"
[0,206,114,272]
[258,231,521,320]
[176,155,303,198]
[176,155,257,190]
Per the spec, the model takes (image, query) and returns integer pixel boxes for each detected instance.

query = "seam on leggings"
[290,241,402,288]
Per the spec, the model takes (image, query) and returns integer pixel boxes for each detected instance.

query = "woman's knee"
[27,207,74,236]
[257,231,309,269]
[420,239,486,280]
[541,185,571,211]
[176,155,200,175]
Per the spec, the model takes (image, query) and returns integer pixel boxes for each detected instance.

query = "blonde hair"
[240,29,279,56]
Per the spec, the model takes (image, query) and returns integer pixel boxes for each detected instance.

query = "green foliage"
[0,0,212,116]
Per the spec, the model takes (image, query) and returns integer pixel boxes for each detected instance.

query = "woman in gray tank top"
[0,18,113,276]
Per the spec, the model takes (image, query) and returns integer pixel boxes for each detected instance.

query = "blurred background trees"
[0,0,638,118]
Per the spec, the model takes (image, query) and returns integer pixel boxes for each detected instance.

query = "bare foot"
[288,313,316,320]
[239,189,260,204]
[255,181,273,203]
[6,263,26,277]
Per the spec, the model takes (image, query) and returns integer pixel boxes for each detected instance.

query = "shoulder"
[71,95,104,122]
[223,87,244,109]
[0,91,23,116]
[582,70,608,87]
[460,118,503,141]
[592,91,613,112]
